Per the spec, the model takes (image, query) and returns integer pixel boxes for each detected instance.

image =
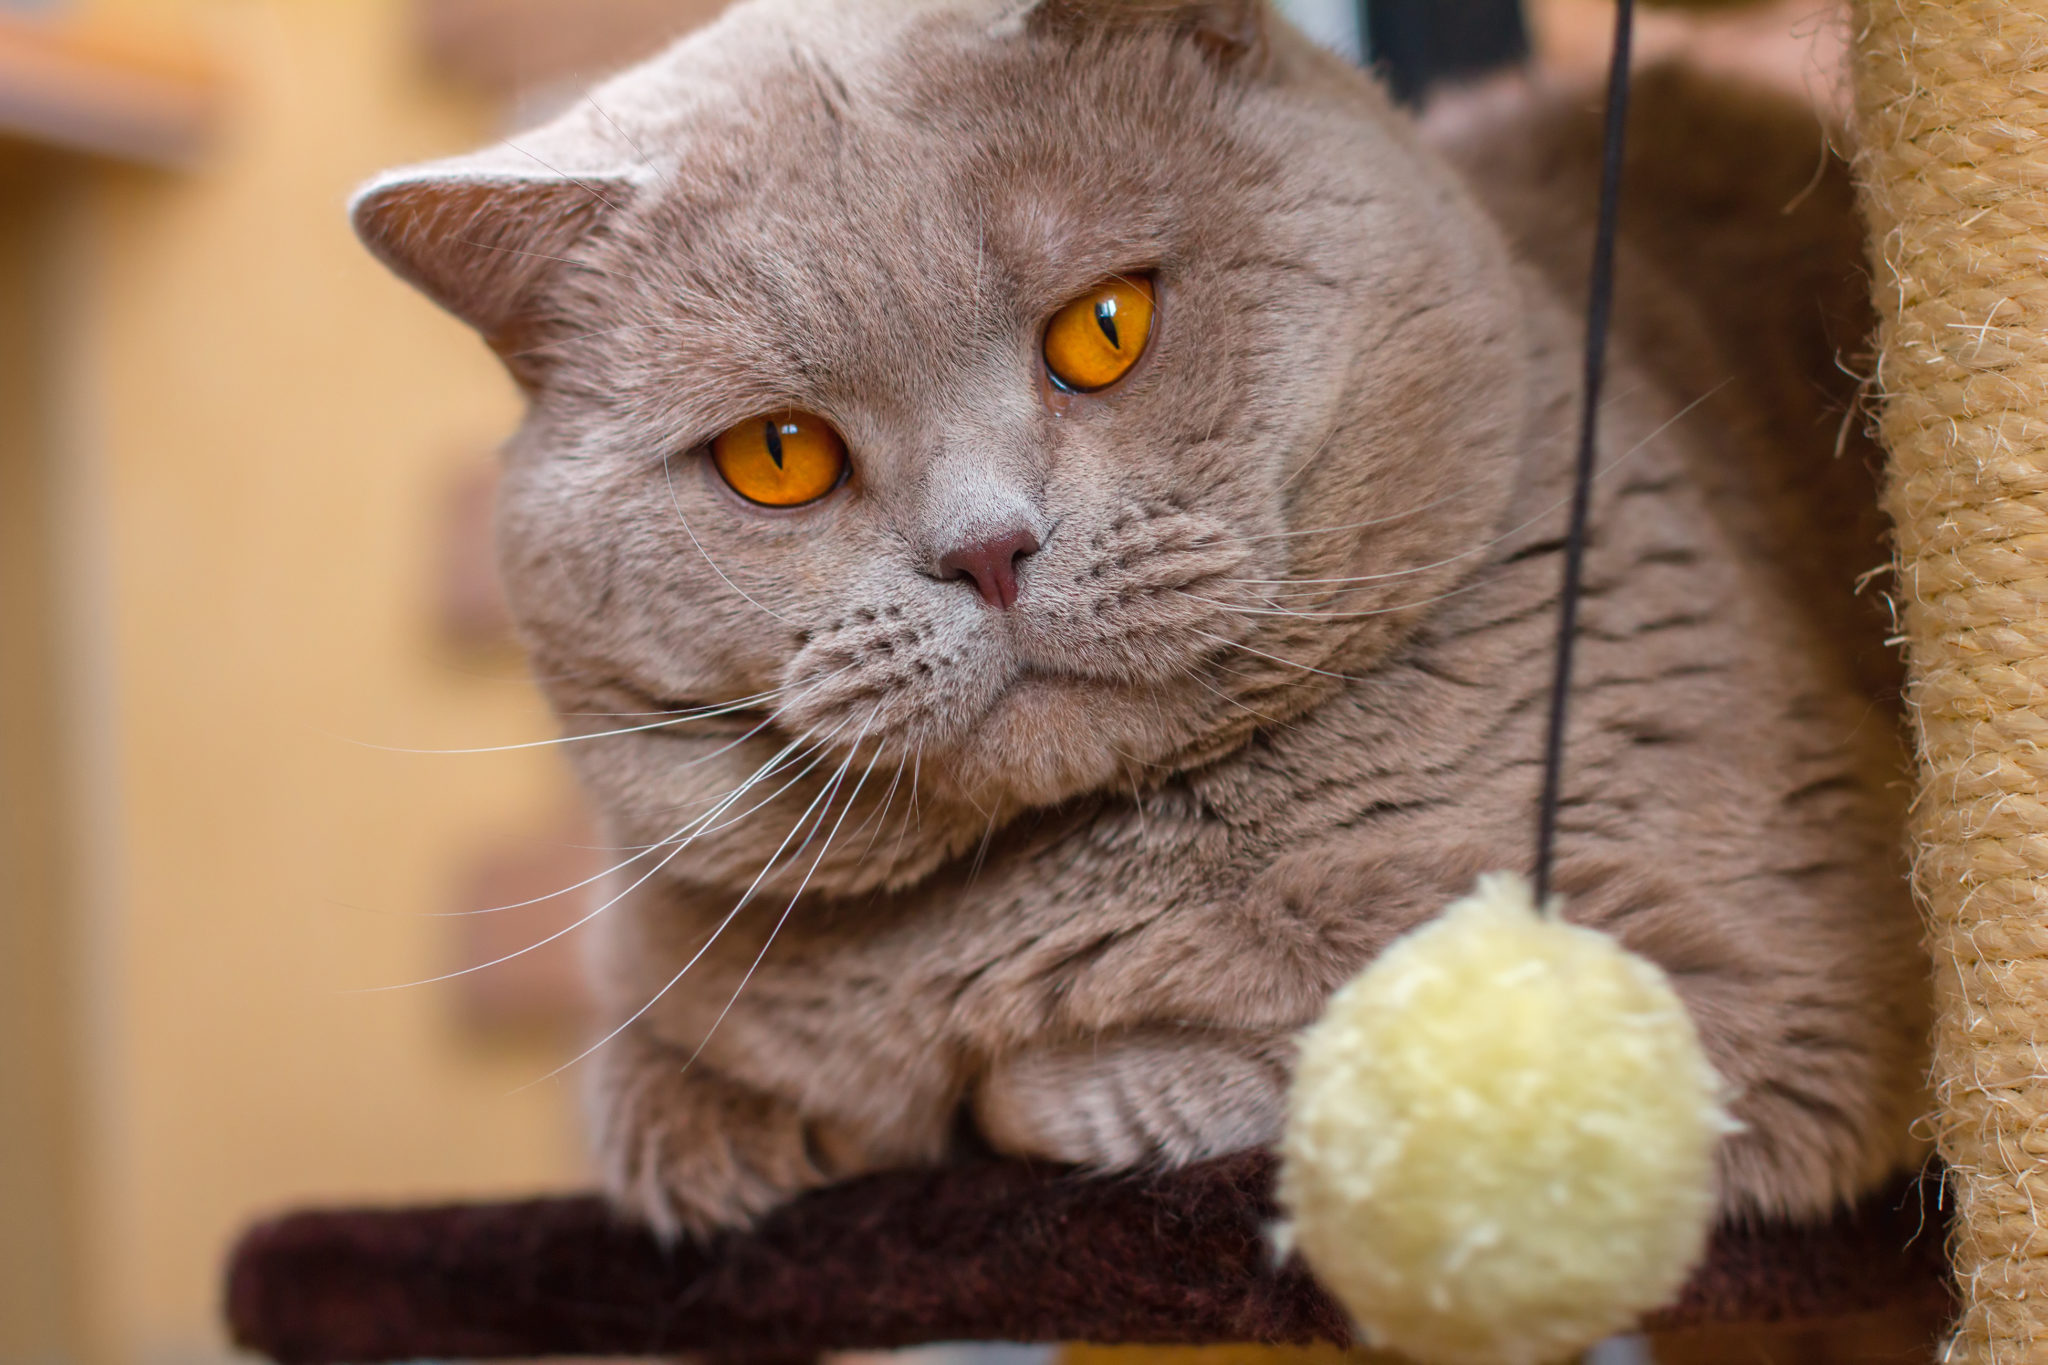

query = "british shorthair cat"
[353,0,1925,1238]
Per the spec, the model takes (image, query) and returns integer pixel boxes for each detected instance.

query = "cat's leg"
[590,1024,864,1239]
[973,1027,1293,1167]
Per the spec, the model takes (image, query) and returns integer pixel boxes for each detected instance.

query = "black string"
[1532,0,1636,907]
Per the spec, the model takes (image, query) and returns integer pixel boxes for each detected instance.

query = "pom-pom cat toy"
[1279,874,1734,1365]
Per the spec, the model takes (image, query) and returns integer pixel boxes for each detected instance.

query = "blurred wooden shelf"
[0,12,216,167]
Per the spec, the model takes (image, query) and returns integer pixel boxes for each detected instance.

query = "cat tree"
[1854,1,2048,1359]
[223,1,2042,1359]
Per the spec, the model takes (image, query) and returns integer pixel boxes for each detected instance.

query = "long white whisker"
[623,664,862,822]
[353,663,853,759]
[687,738,846,843]
[1187,627,1374,684]
[909,745,924,827]
[1179,575,1488,621]
[423,838,682,919]
[1182,663,1288,723]
[967,794,1002,884]
[856,749,911,858]
[363,724,842,990]
[887,741,925,868]
[678,716,887,1072]
[426,707,827,912]
[348,688,787,756]
[524,716,875,1087]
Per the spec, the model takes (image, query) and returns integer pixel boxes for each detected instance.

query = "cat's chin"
[933,669,1163,811]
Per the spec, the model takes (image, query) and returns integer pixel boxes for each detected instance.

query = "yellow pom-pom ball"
[1278,873,1734,1365]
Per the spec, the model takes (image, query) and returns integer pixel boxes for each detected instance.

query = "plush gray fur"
[353,0,1927,1239]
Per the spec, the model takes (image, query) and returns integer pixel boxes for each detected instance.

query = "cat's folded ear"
[1024,0,1267,70]
[351,140,640,369]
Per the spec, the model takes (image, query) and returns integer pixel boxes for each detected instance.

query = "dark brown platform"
[225,1152,1951,1363]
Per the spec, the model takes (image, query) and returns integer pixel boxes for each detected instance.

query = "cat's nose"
[938,527,1041,610]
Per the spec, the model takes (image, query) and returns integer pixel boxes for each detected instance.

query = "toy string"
[1532,0,1636,906]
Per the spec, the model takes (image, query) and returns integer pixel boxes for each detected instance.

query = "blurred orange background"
[0,2,1842,1362]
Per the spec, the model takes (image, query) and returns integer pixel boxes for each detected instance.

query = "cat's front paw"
[590,1029,843,1240]
[973,1028,1291,1168]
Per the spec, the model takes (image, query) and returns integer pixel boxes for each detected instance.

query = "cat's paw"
[973,1028,1291,1168]
[590,1030,843,1240]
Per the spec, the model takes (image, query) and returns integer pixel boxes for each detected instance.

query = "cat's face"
[356,0,1528,883]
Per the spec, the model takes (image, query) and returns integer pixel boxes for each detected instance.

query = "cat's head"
[354,0,1528,886]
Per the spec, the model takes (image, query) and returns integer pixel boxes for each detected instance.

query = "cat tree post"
[1852,3,2048,1359]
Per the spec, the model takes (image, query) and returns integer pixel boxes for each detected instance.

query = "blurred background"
[0,2,1844,1362]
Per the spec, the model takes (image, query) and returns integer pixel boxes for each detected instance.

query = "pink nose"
[937,527,1041,610]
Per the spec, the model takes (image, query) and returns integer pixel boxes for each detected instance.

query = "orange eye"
[710,411,847,507]
[1043,274,1155,392]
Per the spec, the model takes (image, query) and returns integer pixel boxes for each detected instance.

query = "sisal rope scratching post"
[1851,4,2048,1359]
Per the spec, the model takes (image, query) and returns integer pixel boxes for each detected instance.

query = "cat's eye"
[710,411,848,507]
[1043,274,1155,392]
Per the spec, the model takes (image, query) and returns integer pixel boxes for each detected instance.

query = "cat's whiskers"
[664,726,852,845]
[675,714,891,1074]
[584,703,819,834]
[907,741,927,836]
[1178,574,1490,623]
[1185,627,1380,685]
[347,686,795,757]
[364,721,849,990]
[679,717,864,857]
[1177,660,1289,726]
[525,709,884,1089]
[854,749,912,860]
[882,739,927,873]
[621,666,870,823]
[526,655,878,887]
[400,692,858,915]
[966,791,1004,886]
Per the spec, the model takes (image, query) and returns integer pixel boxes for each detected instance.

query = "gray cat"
[354,0,1927,1239]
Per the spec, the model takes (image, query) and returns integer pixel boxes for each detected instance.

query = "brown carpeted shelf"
[224,1152,1952,1363]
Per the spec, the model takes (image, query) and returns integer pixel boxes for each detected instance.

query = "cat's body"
[354,0,1926,1240]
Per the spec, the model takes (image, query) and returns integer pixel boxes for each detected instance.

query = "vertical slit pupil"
[1095,298,1121,350]
[764,419,785,469]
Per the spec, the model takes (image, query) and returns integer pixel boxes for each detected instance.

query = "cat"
[353,0,1927,1240]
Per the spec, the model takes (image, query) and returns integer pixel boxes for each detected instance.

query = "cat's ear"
[1024,0,1267,70]
[350,144,638,364]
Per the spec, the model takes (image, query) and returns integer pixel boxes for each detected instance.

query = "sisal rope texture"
[1852,2,2048,1360]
